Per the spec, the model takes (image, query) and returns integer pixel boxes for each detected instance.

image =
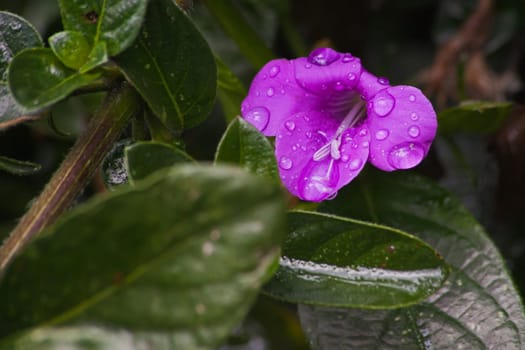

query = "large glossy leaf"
[0,165,285,350]
[263,211,448,309]
[48,30,91,70]
[7,48,100,111]
[125,141,193,183]
[438,101,511,135]
[305,170,525,349]
[57,0,147,56]
[115,0,216,131]
[215,117,278,181]
[0,11,43,128]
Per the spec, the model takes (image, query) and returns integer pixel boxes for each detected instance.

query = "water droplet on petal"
[244,106,270,131]
[269,65,280,77]
[308,47,340,66]
[285,120,296,131]
[334,81,344,90]
[279,156,293,170]
[348,73,356,81]
[373,93,395,117]
[342,54,354,63]
[362,141,369,148]
[378,77,389,85]
[410,112,419,121]
[349,158,362,170]
[299,158,339,201]
[292,145,297,151]
[341,155,349,162]
[408,125,420,138]
[359,128,368,136]
[305,63,312,69]
[409,94,416,102]
[375,129,389,140]
[388,142,425,169]
[266,88,274,97]
[321,84,328,90]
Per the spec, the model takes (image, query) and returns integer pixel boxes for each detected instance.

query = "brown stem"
[0,82,140,272]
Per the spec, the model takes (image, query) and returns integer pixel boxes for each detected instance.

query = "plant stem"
[0,82,141,272]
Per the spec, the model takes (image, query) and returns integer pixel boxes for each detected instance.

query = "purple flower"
[241,48,437,202]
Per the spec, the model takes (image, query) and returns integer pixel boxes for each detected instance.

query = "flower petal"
[367,85,437,171]
[241,59,310,136]
[275,110,370,202]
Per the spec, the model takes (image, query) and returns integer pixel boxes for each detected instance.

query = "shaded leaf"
[215,117,278,181]
[7,48,100,111]
[309,170,525,349]
[125,141,193,183]
[0,11,43,128]
[48,30,91,70]
[78,41,108,73]
[438,101,511,134]
[0,165,286,350]
[115,0,216,131]
[263,211,448,309]
[57,0,147,56]
[0,156,41,176]
[216,56,246,122]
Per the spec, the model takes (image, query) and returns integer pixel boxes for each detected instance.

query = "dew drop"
[342,54,354,63]
[244,106,270,131]
[409,94,416,102]
[410,112,419,121]
[292,145,297,151]
[408,125,420,138]
[362,141,369,148]
[375,129,389,140]
[378,77,389,85]
[266,87,275,97]
[321,84,328,90]
[9,22,21,31]
[299,158,339,201]
[341,155,349,162]
[388,142,425,169]
[348,73,356,81]
[279,156,293,170]
[308,47,340,66]
[334,81,344,91]
[305,63,312,69]
[269,65,280,77]
[373,93,395,117]
[359,128,368,137]
[280,88,285,94]
[305,131,312,139]
[349,158,362,170]
[285,120,296,131]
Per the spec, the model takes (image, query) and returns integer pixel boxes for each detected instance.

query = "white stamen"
[312,101,366,161]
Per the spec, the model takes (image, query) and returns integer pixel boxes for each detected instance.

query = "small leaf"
[48,30,91,70]
[312,170,525,348]
[7,48,100,111]
[216,56,246,122]
[125,141,193,183]
[0,155,41,175]
[58,0,148,56]
[78,41,108,74]
[263,211,448,309]
[115,0,216,131]
[438,100,511,134]
[215,117,278,181]
[0,11,43,128]
[0,165,286,350]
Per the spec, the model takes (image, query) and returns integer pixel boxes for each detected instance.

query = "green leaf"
[311,170,525,348]
[48,30,91,70]
[263,211,448,309]
[204,0,274,68]
[114,0,217,131]
[0,165,286,350]
[0,11,43,128]
[78,41,108,74]
[215,117,278,181]
[0,156,41,176]
[125,141,193,184]
[216,56,246,122]
[57,0,148,56]
[7,48,100,111]
[438,101,511,134]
